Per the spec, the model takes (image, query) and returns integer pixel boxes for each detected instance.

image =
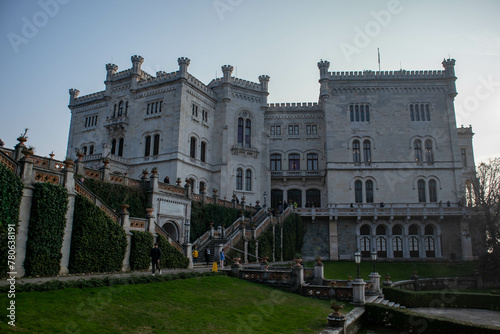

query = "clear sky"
[1,0,499,163]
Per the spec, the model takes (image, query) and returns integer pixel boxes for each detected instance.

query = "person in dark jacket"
[150,242,162,275]
[204,247,211,265]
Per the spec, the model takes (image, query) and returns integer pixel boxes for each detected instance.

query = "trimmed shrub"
[156,234,189,269]
[363,303,500,334]
[0,164,23,277]
[383,287,500,311]
[82,178,148,218]
[282,213,305,260]
[69,195,127,273]
[24,183,68,276]
[130,231,154,270]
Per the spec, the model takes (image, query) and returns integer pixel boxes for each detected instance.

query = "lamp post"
[354,251,361,279]
[263,191,267,208]
[371,249,377,273]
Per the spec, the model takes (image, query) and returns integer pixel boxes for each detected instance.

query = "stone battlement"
[327,69,447,80]
[187,74,216,98]
[112,69,132,80]
[138,70,179,88]
[209,77,262,91]
[266,102,320,111]
[73,91,105,104]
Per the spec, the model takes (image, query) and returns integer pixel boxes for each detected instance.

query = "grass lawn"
[1,275,341,333]
[308,260,479,282]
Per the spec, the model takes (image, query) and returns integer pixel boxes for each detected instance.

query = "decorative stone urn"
[64,159,74,168]
[146,207,154,217]
[327,302,346,327]
[120,204,129,213]
[233,257,241,264]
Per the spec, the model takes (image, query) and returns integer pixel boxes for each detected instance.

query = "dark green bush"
[190,202,250,243]
[24,183,68,276]
[363,303,500,334]
[282,213,305,261]
[130,231,154,270]
[69,195,127,273]
[156,234,189,269]
[82,178,148,218]
[383,287,500,311]
[0,163,23,277]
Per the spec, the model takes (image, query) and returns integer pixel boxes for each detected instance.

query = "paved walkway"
[0,265,218,286]
[409,307,500,328]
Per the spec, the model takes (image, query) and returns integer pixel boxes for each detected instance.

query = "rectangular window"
[288,125,294,135]
[192,104,198,117]
[306,125,311,135]
[153,134,160,155]
[461,148,467,167]
[144,136,151,156]
[270,126,275,136]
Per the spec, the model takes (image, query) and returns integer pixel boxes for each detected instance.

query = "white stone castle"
[66,56,477,261]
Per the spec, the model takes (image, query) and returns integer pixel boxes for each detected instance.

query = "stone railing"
[155,223,183,253]
[390,276,481,291]
[75,180,119,223]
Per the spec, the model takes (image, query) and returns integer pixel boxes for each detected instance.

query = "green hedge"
[0,164,23,277]
[156,234,189,269]
[82,178,148,218]
[363,303,500,334]
[383,287,500,311]
[190,202,250,243]
[24,183,68,276]
[130,231,154,270]
[69,195,127,274]
[282,213,305,260]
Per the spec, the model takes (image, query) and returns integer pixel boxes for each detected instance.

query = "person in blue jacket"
[220,249,225,269]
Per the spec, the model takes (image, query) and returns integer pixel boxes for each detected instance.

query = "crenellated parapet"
[266,102,320,112]
[258,75,270,92]
[317,60,330,79]
[72,91,105,105]
[105,63,118,81]
[327,69,446,80]
[178,57,191,78]
[187,74,216,98]
[457,125,474,137]
[68,88,80,105]
[222,65,234,82]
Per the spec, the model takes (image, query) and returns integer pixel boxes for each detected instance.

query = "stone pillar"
[291,263,304,292]
[150,171,159,193]
[313,262,324,285]
[231,261,242,278]
[146,209,155,234]
[101,164,110,182]
[436,233,443,258]
[328,218,339,260]
[184,243,193,269]
[460,220,473,261]
[214,244,223,266]
[368,272,382,296]
[244,239,248,264]
[121,207,131,271]
[14,158,34,277]
[352,279,366,305]
[255,241,259,261]
[59,163,76,274]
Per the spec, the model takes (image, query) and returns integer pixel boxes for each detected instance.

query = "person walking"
[192,247,199,263]
[219,249,225,269]
[150,242,162,275]
[204,247,211,265]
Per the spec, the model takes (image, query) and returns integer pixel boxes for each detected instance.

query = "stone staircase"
[365,295,405,308]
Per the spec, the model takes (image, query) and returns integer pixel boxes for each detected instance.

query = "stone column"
[101,164,110,182]
[352,279,366,305]
[14,157,34,277]
[368,272,382,296]
[244,239,248,264]
[184,243,193,269]
[328,218,339,260]
[460,219,473,261]
[59,163,76,274]
[214,244,223,267]
[146,209,155,234]
[387,234,394,259]
[231,260,242,278]
[291,263,304,293]
[313,262,324,285]
[121,207,131,271]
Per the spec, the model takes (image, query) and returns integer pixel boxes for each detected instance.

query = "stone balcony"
[271,170,324,178]
[105,116,129,132]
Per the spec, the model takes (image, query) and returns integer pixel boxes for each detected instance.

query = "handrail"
[155,222,184,253]
[74,179,120,223]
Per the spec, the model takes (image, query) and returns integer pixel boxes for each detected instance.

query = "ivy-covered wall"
[82,178,148,218]
[130,230,154,270]
[24,183,68,276]
[0,164,23,277]
[156,234,189,269]
[69,195,127,274]
[190,202,250,243]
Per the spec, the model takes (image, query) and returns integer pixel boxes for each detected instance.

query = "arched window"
[307,153,318,170]
[118,138,124,157]
[245,119,251,147]
[82,146,87,155]
[144,136,151,156]
[271,189,283,210]
[245,169,252,191]
[425,225,434,235]
[418,179,426,202]
[306,189,321,208]
[420,104,425,121]
[392,225,403,258]
[355,180,363,203]
[425,140,433,163]
[190,137,196,159]
[113,104,117,118]
[270,154,281,171]
[360,105,365,121]
[425,104,431,121]
[360,224,371,257]
[355,105,360,122]
[363,140,371,163]
[289,153,300,171]
[365,180,374,203]
[237,118,244,145]
[236,168,243,190]
[153,134,159,155]
[365,105,370,121]
[199,181,206,194]
[415,104,420,121]
[89,145,94,155]
[376,225,387,257]
[424,225,435,257]
[414,140,422,162]
[410,104,414,121]
[111,139,116,155]
[118,101,124,116]
[409,236,419,258]
[201,141,206,162]
[376,225,386,235]
[352,140,361,163]
[350,105,354,122]
[428,179,437,202]
[287,189,302,207]
[360,225,371,235]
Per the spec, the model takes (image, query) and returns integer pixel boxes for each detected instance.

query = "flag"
[377,48,381,71]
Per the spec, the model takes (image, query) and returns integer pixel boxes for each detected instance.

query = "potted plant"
[176,177,182,186]
[101,157,110,166]
[151,167,158,175]
[22,145,35,157]
[64,157,74,167]
[145,206,154,217]
[142,169,149,175]
[315,255,322,265]
[293,253,302,265]
[120,204,129,213]
[330,300,345,317]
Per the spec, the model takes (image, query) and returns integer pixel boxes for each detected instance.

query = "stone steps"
[367,296,405,308]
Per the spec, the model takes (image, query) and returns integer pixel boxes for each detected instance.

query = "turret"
[131,55,144,76]
[259,75,270,92]
[105,63,118,81]
[442,58,457,98]
[178,57,191,78]
[221,65,234,83]
[317,59,330,79]
[68,88,80,105]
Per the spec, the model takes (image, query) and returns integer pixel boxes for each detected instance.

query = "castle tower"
[317,60,331,99]
[105,63,118,96]
[178,57,191,78]
[221,65,233,83]
[221,65,234,103]
[442,58,457,98]
[131,55,144,91]
[259,75,270,105]
[68,88,80,105]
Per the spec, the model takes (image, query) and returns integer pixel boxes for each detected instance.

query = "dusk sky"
[1,0,499,163]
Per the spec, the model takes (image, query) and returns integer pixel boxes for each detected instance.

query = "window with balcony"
[306,189,321,207]
[307,153,318,170]
[425,140,433,163]
[270,154,282,171]
[365,180,374,203]
[428,179,437,202]
[118,138,124,157]
[153,134,160,155]
[288,153,300,171]
[111,139,117,155]
[363,140,371,163]
[245,119,251,147]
